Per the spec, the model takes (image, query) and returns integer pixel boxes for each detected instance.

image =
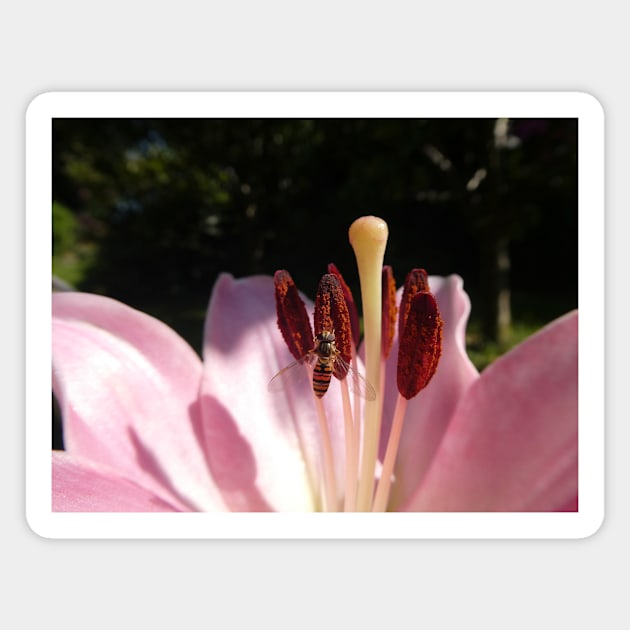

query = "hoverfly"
[268,330,376,401]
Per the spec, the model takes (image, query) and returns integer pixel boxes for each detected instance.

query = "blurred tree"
[416,118,577,342]
[52,118,577,341]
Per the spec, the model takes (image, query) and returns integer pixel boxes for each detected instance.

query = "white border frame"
[26,92,604,539]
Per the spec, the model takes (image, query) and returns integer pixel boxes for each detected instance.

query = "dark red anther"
[314,273,352,378]
[328,262,360,348]
[396,290,443,400]
[274,270,314,361]
[381,265,397,359]
[398,268,430,340]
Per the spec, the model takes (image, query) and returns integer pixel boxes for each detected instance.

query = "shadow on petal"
[127,428,199,511]
[196,395,274,512]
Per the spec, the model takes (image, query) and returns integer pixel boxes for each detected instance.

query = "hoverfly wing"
[268,352,316,394]
[333,356,377,401]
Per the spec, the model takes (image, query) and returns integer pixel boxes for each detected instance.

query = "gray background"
[8,1,623,629]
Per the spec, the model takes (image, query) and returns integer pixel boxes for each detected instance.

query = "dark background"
[52,117,577,391]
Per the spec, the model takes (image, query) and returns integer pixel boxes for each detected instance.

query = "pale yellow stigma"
[349,216,389,258]
[349,216,389,510]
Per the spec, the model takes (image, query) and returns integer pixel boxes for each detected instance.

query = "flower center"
[270,216,443,512]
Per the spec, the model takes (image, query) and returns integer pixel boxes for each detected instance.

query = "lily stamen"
[373,288,443,512]
[271,270,365,511]
[380,265,398,423]
[329,262,364,502]
[273,270,314,360]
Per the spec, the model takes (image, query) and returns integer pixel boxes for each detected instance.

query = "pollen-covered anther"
[398,268,430,339]
[381,265,397,359]
[274,269,314,361]
[314,273,352,378]
[396,290,443,400]
[328,262,360,348]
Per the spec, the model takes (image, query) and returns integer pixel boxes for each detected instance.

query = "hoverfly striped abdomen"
[311,331,335,398]
[312,357,333,398]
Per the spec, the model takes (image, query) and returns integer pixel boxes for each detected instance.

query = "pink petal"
[53,451,181,512]
[405,310,578,511]
[556,496,579,512]
[53,292,226,512]
[380,275,479,508]
[200,274,346,511]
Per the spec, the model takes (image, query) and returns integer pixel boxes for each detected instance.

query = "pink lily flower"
[52,219,577,513]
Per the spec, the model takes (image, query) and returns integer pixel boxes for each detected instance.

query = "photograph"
[26,92,602,538]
